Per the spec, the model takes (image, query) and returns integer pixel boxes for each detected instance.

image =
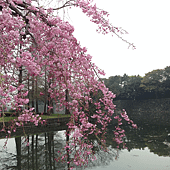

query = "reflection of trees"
[0,123,170,170]
[0,130,119,170]
[111,123,170,156]
[15,137,21,169]
[147,141,170,156]
[1,131,67,170]
[2,123,169,170]
[111,98,170,155]
[72,145,117,170]
[67,130,118,170]
[1,123,169,170]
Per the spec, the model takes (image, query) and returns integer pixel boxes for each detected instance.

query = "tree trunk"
[32,76,34,109]
[36,77,39,113]
[17,65,22,117]
[44,67,47,114]
[65,89,70,115]
[47,80,52,115]
[27,74,30,109]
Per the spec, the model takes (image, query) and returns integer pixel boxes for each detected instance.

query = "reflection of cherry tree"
[0,131,67,170]
[69,142,119,170]
[56,130,120,170]
[0,130,119,170]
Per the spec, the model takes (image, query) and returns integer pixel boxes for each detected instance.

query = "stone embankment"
[0,117,70,139]
[114,98,170,126]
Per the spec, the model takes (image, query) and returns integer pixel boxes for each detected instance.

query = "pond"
[0,99,170,170]
[0,123,170,170]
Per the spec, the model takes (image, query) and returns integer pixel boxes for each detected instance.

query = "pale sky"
[66,0,170,78]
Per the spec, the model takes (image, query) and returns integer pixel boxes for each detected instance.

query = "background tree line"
[102,66,170,100]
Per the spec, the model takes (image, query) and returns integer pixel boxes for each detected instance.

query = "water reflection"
[0,130,118,170]
[0,131,67,170]
[0,122,170,170]
[120,124,170,157]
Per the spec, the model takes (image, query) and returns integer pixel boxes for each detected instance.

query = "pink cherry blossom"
[0,0,136,167]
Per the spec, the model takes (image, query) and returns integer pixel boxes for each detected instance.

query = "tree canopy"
[103,66,170,100]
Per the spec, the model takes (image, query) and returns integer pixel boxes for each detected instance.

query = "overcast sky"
[66,0,170,78]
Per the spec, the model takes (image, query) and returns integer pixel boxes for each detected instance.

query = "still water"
[0,123,170,170]
[0,98,170,170]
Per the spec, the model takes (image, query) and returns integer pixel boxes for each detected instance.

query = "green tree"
[140,69,164,99]
[161,66,170,98]
[103,76,122,98]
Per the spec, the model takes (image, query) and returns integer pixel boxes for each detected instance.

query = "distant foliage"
[103,66,170,100]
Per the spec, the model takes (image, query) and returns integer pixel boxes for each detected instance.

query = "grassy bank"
[0,114,70,123]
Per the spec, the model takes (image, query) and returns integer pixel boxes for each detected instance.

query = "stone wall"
[114,98,170,126]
